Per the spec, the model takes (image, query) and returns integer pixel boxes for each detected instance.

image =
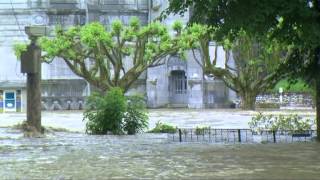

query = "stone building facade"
[0,0,232,112]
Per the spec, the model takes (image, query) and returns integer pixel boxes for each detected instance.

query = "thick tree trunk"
[241,93,256,110]
[314,0,320,142]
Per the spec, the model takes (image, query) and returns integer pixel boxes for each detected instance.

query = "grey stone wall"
[256,93,314,107]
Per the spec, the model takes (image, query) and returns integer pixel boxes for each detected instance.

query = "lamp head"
[25,26,47,38]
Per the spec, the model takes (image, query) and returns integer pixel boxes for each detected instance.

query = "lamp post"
[21,26,47,136]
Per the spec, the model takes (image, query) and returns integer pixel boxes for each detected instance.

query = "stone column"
[21,26,46,135]
[27,40,42,133]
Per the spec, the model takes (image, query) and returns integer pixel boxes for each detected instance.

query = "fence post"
[238,129,241,142]
[203,129,205,140]
[273,130,276,143]
[179,129,182,142]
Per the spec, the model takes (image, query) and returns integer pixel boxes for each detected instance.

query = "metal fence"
[168,129,317,144]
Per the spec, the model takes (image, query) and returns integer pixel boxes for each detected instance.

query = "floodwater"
[0,109,316,132]
[1,128,320,180]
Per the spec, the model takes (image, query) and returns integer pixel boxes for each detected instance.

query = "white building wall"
[186,51,204,108]
[147,63,169,107]
[0,44,26,81]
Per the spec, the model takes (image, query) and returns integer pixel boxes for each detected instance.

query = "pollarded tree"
[39,17,185,92]
[166,0,320,139]
[186,25,290,109]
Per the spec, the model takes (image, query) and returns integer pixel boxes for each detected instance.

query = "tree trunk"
[241,93,256,110]
[314,0,320,142]
[316,66,320,141]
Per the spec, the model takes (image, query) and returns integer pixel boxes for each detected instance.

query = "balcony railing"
[0,0,86,10]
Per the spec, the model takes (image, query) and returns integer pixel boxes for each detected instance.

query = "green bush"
[83,88,149,135]
[249,112,315,132]
[84,88,127,135]
[148,121,177,134]
[195,126,211,135]
[123,95,149,135]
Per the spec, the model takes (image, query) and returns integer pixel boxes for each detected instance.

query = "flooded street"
[0,109,318,179]
[1,128,320,179]
[0,109,316,132]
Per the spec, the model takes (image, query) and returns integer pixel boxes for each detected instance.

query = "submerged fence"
[168,129,317,144]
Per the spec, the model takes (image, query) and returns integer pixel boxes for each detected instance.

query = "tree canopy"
[39,17,186,92]
[165,0,320,138]
[165,0,320,42]
[185,24,290,109]
[165,0,320,79]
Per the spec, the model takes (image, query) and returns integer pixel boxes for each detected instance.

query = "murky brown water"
[0,128,320,179]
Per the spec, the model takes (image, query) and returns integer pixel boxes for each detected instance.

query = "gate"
[169,70,187,105]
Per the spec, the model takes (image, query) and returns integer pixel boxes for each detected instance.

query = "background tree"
[187,25,289,109]
[39,17,185,92]
[165,0,320,139]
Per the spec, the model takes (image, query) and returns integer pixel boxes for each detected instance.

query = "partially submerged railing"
[168,128,316,144]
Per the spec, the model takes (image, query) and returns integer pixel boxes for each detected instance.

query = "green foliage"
[148,121,177,134]
[165,0,320,93]
[84,88,127,135]
[129,17,140,30]
[111,20,123,35]
[83,88,149,135]
[165,0,320,48]
[39,17,187,92]
[184,25,288,109]
[249,112,315,132]
[80,22,112,48]
[195,126,211,135]
[172,21,183,33]
[13,42,28,59]
[123,95,149,135]
[272,79,313,93]
[165,0,320,136]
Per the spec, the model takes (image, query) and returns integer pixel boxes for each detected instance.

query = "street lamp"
[21,25,47,136]
[21,26,47,74]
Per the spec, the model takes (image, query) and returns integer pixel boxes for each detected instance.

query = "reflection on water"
[0,127,320,179]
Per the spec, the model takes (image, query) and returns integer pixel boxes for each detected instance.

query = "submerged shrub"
[249,112,315,132]
[148,121,177,134]
[83,88,149,135]
[123,95,149,135]
[195,126,211,135]
[84,88,126,135]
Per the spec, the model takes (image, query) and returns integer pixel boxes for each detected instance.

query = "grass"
[10,121,72,133]
[148,121,177,134]
[271,79,312,93]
